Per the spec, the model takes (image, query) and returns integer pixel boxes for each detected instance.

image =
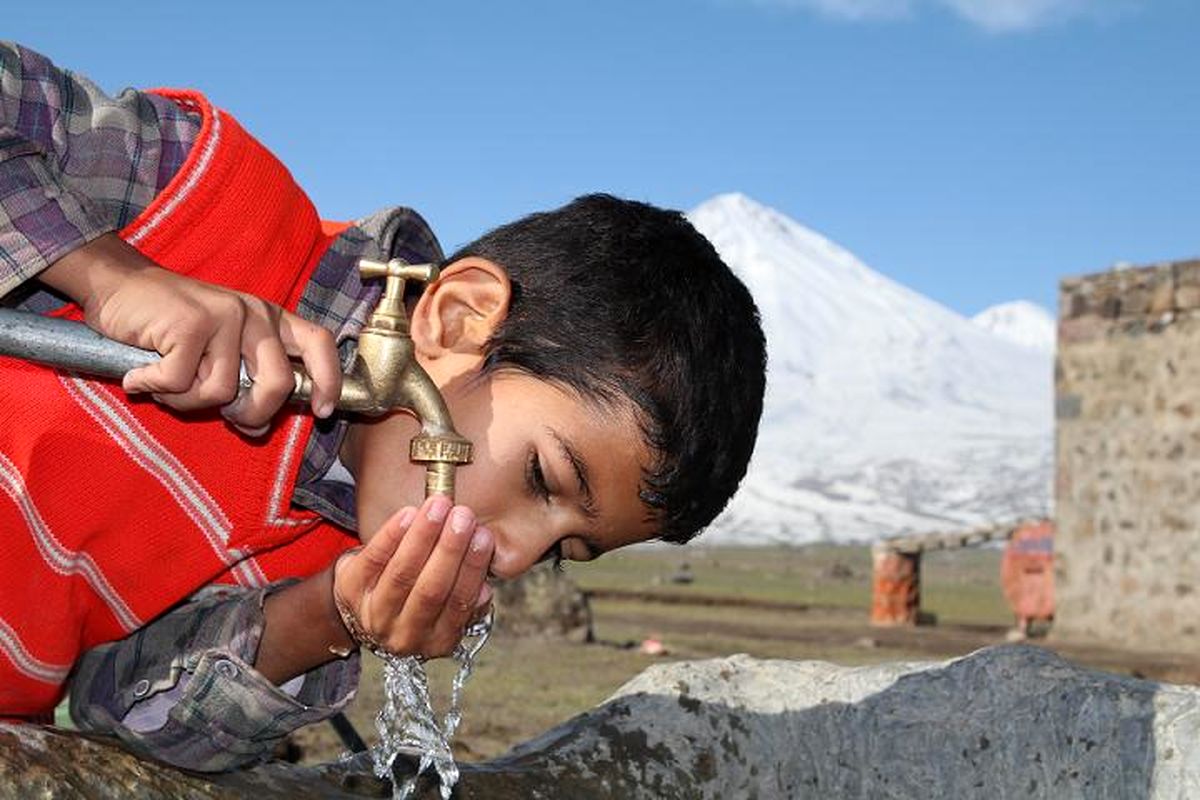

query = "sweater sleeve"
[0,41,200,299]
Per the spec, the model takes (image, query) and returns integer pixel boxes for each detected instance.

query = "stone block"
[1150,280,1176,314]
[1055,393,1082,420]
[1058,315,1108,345]
[1120,288,1151,316]
[1175,285,1200,311]
[1174,259,1200,287]
[351,647,1200,799]
[1057,258,1200,652]
[1060,287,1088,319]
[492,562,592,641]
[1099,294,1123,319]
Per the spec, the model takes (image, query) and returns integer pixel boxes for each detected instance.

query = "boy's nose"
[485,521,558,580]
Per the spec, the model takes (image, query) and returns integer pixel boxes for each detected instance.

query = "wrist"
[256,563,357,684]
[330,547,400,658]
[326,553,360,657]
[39,232,150,312]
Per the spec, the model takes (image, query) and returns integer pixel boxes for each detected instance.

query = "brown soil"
[592,591,1200,684]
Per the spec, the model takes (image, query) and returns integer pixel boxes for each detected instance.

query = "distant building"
[1056,258,1200,651]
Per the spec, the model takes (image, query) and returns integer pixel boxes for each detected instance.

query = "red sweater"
[0,90,356,716]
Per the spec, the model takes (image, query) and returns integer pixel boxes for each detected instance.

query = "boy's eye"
[526,449,551,503]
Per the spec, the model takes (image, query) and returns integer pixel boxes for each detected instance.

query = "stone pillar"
[1057,260,1200,650]
[870,545,920,626]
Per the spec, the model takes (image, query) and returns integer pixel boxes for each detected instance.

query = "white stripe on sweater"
[63,379,233,540]
[231,550,269,587]
[0,452,142,632]
[0,616,72,685]
[266,416,310,528]
[60,378,265,587]
[126,106,223,246]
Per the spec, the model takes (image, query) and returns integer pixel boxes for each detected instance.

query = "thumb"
[121,338,204,395]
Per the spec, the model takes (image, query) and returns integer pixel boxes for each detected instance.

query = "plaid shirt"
[0,42,443,770]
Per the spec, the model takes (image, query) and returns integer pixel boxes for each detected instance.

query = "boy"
[0,42,765,769]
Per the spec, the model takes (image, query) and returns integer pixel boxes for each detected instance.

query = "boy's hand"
[39,233,342,431]
[333,497,495,659]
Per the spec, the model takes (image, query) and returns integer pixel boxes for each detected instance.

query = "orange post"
[871,545,921,626]
[1001,520,1055,632]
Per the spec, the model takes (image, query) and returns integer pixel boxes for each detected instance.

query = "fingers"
[395,505,480,636]
[193,308,245,407]
[122,332,206,397]
[123,295,246,411]
[374,496,454,622]
[78,249,331,423]
[119,288,342,431]
[396,503,495,658]
[334,506,418,605]
[221,300,294,432]
[337,497,496,659]
[278,310,342,419]
[432,524,494,647]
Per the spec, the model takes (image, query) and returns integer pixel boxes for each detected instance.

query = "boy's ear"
[410,256,510,365]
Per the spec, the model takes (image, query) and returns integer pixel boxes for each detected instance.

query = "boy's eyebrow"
[545,426,599,521]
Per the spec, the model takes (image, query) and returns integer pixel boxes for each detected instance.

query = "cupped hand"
[40,233,342,432]
[332,496,495,659]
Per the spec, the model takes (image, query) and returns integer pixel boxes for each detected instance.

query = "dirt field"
[294,543,1200,765]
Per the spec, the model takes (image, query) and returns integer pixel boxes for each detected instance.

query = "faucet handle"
[357,258,439,286]
[357,259,440,328]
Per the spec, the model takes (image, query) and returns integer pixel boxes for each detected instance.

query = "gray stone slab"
[2,645,1197,799]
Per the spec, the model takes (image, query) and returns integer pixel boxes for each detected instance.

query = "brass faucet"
[293,259,472,498]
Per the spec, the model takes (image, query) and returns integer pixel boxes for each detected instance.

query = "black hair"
[445,194,766,544]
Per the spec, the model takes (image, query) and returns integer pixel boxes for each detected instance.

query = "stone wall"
[1056,258,1200,650]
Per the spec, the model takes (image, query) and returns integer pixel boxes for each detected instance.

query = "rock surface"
[3,645,1198,799]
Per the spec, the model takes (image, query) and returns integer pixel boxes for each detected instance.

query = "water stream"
[371,608,495,799]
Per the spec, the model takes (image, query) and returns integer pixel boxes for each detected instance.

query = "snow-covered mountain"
[972,301,1056,353]
[689,193,1054,544]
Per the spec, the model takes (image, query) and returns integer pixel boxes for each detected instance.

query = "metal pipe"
[0,308,194,381]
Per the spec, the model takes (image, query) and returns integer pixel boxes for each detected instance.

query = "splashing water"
[372,608,495,800]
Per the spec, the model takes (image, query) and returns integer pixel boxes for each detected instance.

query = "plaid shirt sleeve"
[69,583,360,772]
[0,41,199,299]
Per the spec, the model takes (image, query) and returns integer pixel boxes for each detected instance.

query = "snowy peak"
[972,301,1056,353]
[686,194,1053,544]
[691,193,822,249]
[690,193,881,286]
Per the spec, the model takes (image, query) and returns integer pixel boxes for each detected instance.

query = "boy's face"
[346,372,657,578]
[343,255,663,578]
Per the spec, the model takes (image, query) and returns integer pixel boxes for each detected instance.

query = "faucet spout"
[318,258,473,499]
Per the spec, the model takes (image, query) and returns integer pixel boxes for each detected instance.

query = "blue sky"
[9,0,1197,316]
